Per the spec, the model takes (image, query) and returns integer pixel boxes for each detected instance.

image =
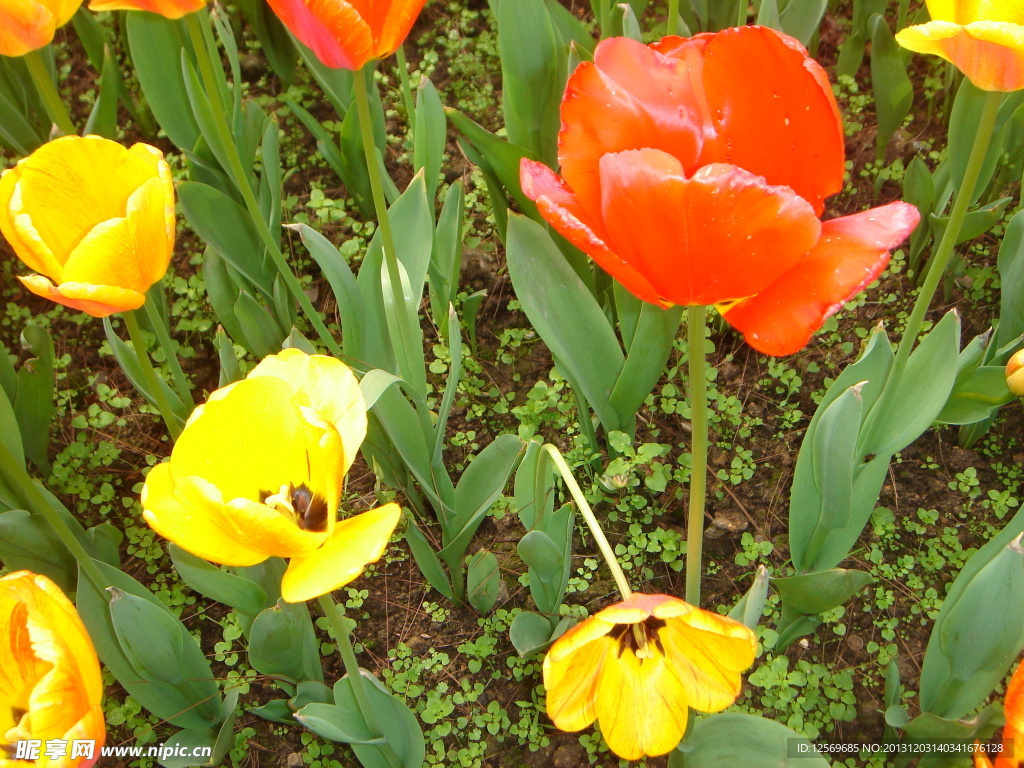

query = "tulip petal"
[927,0,1024,25]
[543,633,617,733]
[281,502,401,602]
[595,593,693,625]
[598,151,821,306]
[520,158,663,304]
[696,25,844,215]
[266,0,372,69]
[723,201,920,356]
[897,21,1024,92]
[1003,662,1024,743]
[1,171,64,283]
[595,650,690,759]
[223,496,326,558]
[558,36,712,216]
[88,0,205,18]
[142,464,270,566]
[17,274,145,317]
[346,0,426,60]
[0,0,54,57]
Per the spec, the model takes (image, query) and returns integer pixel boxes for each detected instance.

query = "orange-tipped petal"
[350,0,427,60]
[520,158,663,305]
[696,25,845,214]
[595,593,693,624]
[88,0,204,17]
[724,202,920,356]
[281,503,401,602]
[597,151,821,306]
[543,632,617,733]
[266,0,372,69]
[0,0,54,57]
[926,0,1024,26]
[897,21,1024,92]
[17,274,145,317]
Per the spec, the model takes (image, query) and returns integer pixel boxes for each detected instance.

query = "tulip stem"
[182,10,344,361]
[685,305,708,607]
[667,0,679,35]
[352,69,419,390]
[23,47,76,137]
[143,295,194,407]
[0,440,107,594]
[893,89,1002,372]
[316,595,403,768]
[123,310,184,440]
[542,445,633,601]
[394,45,416,139]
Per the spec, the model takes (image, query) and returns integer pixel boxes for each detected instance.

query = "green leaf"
[996,209,1024,349]
[513,440,556,531]
[779,0,828,45]
[83,43,119,139]
[670,712,829,767]
[466,549,502,614]
[102,319,189,425]
[509,610,557,656]
[169,543,269,620]
[755,0,780,30]
[929,196,1012,245]
[812,383,865,530]
[727,566,770,631]
[774,568,874,616]
[0,509,76,592]
[403,519,454,600]
[937,366,1014,425]
[214,327,244,387]
[428,182,465,335]
[609,304,683,431]
[505,215,625,432]
[13,323,54,474]
[413,76,446,204]
[248,599,325,685]
[868,13,913,165]
[948,81,1010,205]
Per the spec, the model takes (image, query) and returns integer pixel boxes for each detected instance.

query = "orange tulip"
[543,593,757,760]
[520,26,920,356]
[0,571,105,767]
[0,0,80,57]
[896,1,1024,92]
[976,662,1024,768]
[265,0,426,70]
[88,0,203,19]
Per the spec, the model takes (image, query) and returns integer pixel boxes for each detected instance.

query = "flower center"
[260,483,329,532]
[610,617,667,661]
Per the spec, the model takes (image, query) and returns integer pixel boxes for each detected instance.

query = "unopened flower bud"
[1006,349,1024,396]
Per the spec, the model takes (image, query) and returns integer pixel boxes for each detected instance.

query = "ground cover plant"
[3,0,1024,766]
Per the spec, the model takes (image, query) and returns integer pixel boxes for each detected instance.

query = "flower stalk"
[143,294,194,407]
[667,0,679,35]
[685,304,709,606]
[123,309,184,439]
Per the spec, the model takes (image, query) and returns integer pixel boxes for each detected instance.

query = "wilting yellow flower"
[896,1,1024,92]
[1007,349,1024,396]
[0,135,175,318]
[88,0,204,20]
[0,571,105,767]
[142,348,400,603]
[976,661,1024,767]
[0,0,81,57]
[543,593,757,760]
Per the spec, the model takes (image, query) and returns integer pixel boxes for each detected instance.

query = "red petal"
[520,158,662,304]
[697,26,845,215]
[597,150,821,306]
[558,36,713,218]
[266,0,372,69]
[723,202,920,356]
[347,0,426,59]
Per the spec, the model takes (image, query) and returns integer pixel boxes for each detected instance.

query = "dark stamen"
[610,617,667,658]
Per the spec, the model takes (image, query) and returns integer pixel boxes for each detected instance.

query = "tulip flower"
[0,571,105,767]
[0,135,175,318]
[520,26,920,356]
[1007,349,1024,397]
[142,348,400,603]
[896,1,1024,92]
[975,661,1024,768]
[543,593,757,760]
[0,0,81,57]
[265,0,427,70]
[88,0,204,19]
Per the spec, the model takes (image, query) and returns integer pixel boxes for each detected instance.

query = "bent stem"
[893,89,1002,371]
[317,594,402,768]
[123,310,183,440]
[542,444,633,601]
[182,10,343,360]
[685,305,708,607]
[23,47,75,136]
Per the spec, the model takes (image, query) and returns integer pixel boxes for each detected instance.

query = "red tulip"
[520,26,920,356]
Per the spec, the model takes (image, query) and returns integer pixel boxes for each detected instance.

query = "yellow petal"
[17,274,145,317]
[5,175,64,282]
[0,0,54,57]
[545,613,617,665]
[595,648,691,760]
[223,496,326,558]
[897,20,1024,91]
[927,0,1024,25]
[281,502,400,602]
[89,0,204,17]
[543,632,616,733]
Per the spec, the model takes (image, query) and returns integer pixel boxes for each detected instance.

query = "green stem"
[23,47,75,136]
[183,11,343,360]
[543,445,633,601]
[897,0,910,31]
[667,0,679,34]
[352,69,416,384]
[123,310,183,440]
[892,90,1002,371]
[0,440,106,593]
[394,45,416,140]
[316,595,402,768]
[685,305,709,607]
[596,0,608,38]
[143,295,194,407]
[736,0,746,27]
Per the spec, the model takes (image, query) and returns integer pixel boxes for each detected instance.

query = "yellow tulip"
[1007,349,1024,396]
[0,135,175,318]
[142,348,401,603]
[88,0,204,19]
[0,570,105,767]
[0,0,81,57]
[896,1,1024,92]
[543,593,757,760]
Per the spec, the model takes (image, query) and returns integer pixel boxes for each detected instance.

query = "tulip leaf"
[812,383,864,531]
[509,610,558,657]
[169,543,270,622]
[670,712,829,767]
[609,304,683,432]
[82,43,119,139]
[248,599,324,685]
[868,13,913,165]
[13,323,54,475]
[513,440,556,532]
[948,80,1010,205]
[466,549,502,614]
[0,509,76,593]
[431,305,463,465]
[937,366,1014,425]
[0,86,44,155]
[996,209,1024,350]
[542,0,595,54]
[505,215,626,433]
[403,520,454,600]
[774,569,873,617]
[233,0,297,84]
[102,319,190,425]
[755,0,780,31]
[413,76,446,205]
[518,529,565,612]
[214,327,244,388]
[727,566,771,631]
[428,183,466,337]
[779,0,828,46]
[233,290,287,358]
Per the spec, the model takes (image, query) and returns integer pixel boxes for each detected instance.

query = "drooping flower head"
[897,1,1024,92]
[266,0,427,70]
[0,0,80,57]
[88,0,204,19]
[543,593,757,760]
[976,661,1024,768]
[0,135,175,317]
[0,571,105,767]
[141,348,401,603]
[520,26,920,356]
